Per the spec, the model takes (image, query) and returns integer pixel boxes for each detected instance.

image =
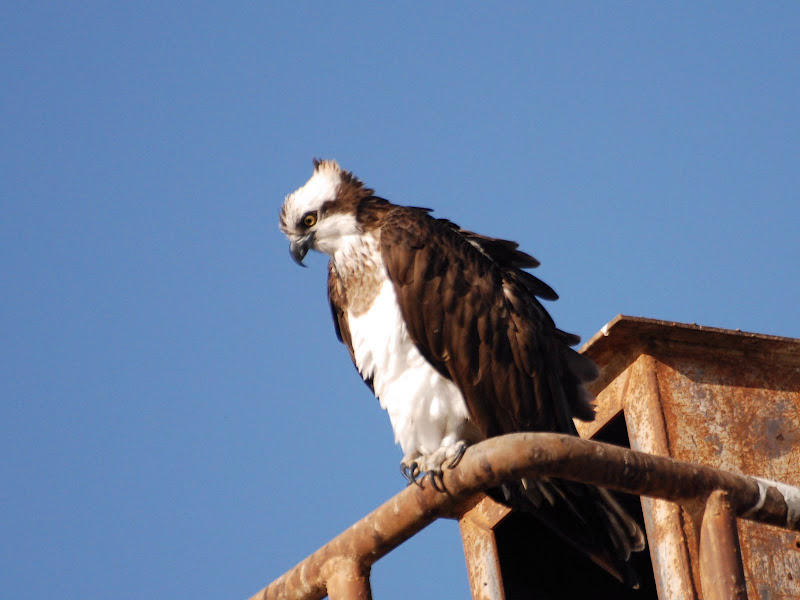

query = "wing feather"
[380,207,595,438]
[327,262,374,392]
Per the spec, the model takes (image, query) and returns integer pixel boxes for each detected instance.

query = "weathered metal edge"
[581,314,800,357]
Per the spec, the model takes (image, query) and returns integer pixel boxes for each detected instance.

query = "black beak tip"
[289,239,310,267]
[291,251,308,267]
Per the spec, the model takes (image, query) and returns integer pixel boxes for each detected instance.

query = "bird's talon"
[447,443,467,469]
[431,472,444,492]
[401,460,421,486]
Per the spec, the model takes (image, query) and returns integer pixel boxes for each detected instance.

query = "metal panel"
[581,315,800,600]
[458,495,511,600]
[626,354,697,600]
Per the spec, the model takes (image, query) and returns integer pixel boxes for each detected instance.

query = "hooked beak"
[289,233,315,267]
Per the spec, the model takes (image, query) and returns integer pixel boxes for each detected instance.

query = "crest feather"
[313,158,341,174]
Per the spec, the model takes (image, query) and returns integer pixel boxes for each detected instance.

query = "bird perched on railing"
[279,160,645,585]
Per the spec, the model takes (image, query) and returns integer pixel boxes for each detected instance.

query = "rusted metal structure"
[576,315,800,599]
[250,316,800,600]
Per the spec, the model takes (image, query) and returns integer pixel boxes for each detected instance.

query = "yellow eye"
[302,213,317,228]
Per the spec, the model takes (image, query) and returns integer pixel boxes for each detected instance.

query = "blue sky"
[2,3,799,599]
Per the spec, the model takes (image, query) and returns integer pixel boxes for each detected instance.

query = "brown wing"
[380,207,596,438]
[327,261,374,392]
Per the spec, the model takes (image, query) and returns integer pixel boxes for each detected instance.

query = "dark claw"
[401,461,422,487]
[447,444,467,469]
[428,470,446,493]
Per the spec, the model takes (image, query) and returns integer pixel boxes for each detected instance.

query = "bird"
[279,159,645,584]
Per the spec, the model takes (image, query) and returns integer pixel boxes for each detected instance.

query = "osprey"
[280,160,645,583]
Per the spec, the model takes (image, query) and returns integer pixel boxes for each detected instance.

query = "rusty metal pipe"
[248,432,800,600]
[699,491,748,600]
[322,558,372,600]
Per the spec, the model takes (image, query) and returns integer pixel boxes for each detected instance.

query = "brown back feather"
[379,206,596,437]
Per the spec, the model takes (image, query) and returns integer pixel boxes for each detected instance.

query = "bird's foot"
[402,441,468,492]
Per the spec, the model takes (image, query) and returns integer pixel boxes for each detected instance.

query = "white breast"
[347,279,472,459]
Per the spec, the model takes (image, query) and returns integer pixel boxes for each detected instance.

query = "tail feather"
[493,477,646,587]
[596,488,647,560]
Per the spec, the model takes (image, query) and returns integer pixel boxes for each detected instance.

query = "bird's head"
[279,159,372,266]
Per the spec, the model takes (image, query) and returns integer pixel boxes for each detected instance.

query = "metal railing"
[247,432,800,600]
